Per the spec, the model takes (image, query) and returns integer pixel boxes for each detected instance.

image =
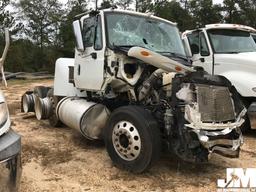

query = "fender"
[53,58,87,97]
[0,91,10,136]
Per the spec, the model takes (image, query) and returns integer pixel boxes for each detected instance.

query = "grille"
[196,84,236,122]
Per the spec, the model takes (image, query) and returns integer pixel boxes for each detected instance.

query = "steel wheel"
[112,121,141,161]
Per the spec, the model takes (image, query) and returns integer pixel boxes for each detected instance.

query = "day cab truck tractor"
[182,24,256,131]
[0,29,22,192]
[22,9,245,173]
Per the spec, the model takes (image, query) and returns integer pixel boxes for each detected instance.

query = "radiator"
[196,84,236,122]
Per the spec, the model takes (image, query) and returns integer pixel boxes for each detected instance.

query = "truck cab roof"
[183,23,256,35]
[78,8,177,27]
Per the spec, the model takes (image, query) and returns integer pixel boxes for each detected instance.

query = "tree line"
[0,0,255,73]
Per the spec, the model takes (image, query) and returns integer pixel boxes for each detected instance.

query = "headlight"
[0,102,8,127]
[252,87,256,92]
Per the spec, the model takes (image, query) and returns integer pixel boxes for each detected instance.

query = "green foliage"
[0,0,13,30]
[58,0,88,57]
[236,0,256,28]
[101,0,113,9]
[154,0,195,31]
[135,0,152,12]
[222,0,242,23]
[18,0,64,48]
[189,0,222,27]
[116,0,133,10]
[13,0,64,71]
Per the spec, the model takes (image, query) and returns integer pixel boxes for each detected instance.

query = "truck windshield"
[252,34,256,43]
[105,12,186,56]
[208,29,256,53]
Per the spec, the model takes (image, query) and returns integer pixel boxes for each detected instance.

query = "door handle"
[91,52,97,59]
[214,63,221,66]
[78,65,81,75]
[200,58,205,62]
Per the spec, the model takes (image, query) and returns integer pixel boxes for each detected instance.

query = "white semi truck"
[22,9,245,173]
[0,29,22,191]
[182,24,256,131]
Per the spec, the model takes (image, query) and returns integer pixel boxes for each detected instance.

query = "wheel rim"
[112,121,141,161]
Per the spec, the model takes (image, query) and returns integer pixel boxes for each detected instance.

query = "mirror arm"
[0,29,10,88]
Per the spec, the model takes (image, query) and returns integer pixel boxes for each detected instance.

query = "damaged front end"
[170,71,245,162]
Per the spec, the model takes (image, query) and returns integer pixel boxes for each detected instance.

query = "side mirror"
[72,20,84,52]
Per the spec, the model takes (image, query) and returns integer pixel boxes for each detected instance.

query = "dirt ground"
[3,79,256,192]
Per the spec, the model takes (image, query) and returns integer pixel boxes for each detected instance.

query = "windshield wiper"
[159,51,188,60]
[113,45,147,52]
[114,45,146,48]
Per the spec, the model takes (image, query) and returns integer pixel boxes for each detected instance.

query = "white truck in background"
[182,24,256,131]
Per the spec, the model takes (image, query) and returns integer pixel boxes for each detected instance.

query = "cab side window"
[83,17,96,47]
[82,16,103,50]
[94,16,103,50]
[188,32,199,55]
[199,32,210,56]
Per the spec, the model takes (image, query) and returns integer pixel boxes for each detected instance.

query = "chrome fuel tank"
[56,97,110,140]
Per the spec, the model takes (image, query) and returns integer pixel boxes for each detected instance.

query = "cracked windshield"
[106,12,186,56]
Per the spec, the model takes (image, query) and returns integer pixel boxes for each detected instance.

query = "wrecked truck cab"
[22,9,245,172]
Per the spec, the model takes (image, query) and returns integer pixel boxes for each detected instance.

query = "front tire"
[241,114,251,133]
[104,106,161,173]
[240,97,251,133]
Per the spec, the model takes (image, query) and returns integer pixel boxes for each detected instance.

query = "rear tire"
[241,114,251,133]
[104,106,161,173]
[47,89,62,127]
[34,86,51,98]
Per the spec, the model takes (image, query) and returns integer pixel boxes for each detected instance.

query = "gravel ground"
[3,79,256,192]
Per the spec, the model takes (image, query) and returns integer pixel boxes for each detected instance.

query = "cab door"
[74,14,105,91]
[187,31,213,74]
